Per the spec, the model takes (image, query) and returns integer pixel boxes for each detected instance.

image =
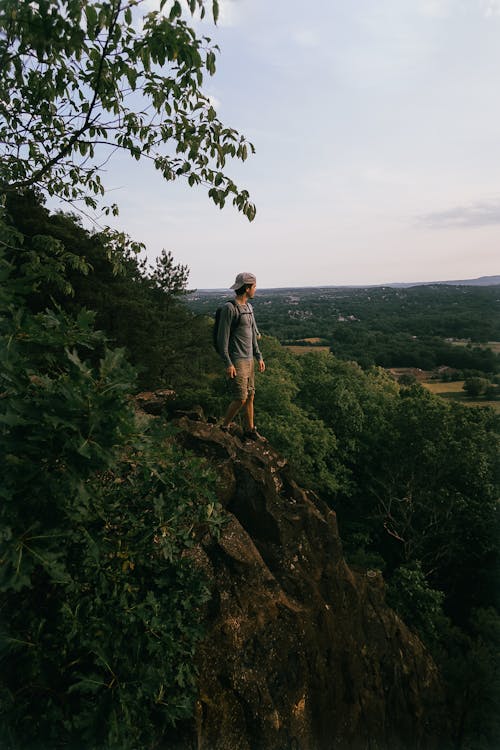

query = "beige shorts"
[229,358,255,401]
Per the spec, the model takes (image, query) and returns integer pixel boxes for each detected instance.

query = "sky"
[104,0,500,289]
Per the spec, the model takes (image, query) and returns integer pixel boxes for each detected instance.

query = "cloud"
[417,199,500,228]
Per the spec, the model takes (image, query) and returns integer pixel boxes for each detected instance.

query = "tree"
[2,191,219,390]
[463,377,489,398]
[149,248,189,298]
[341,385,499,620]
[398,372,417,387]
[0,220,225,749]
[0,0,256,219]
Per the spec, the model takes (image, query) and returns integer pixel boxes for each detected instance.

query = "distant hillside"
[386,275,500,288]
[194,275,500,295]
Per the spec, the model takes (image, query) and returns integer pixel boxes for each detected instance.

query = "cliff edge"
[168,415,448,750]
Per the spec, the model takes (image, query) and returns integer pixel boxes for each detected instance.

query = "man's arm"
[217,303,235,371]
[251,308,265,372]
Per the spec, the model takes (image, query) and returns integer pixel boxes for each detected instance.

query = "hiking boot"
[243,427,266,442]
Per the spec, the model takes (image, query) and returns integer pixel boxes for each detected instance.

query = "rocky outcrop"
[170,417,448,750]
[133,388,176,415]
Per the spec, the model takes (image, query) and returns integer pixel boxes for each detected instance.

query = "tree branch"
[3,1,123,193]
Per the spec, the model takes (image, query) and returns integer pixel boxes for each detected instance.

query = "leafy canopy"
[0,0,256,219]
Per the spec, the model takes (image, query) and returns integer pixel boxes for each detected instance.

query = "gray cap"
[230,272,256,290]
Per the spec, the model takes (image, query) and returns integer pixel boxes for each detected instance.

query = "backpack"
[213,299,241,354]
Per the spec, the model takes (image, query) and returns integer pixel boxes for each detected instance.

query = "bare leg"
[223,399,246,426]
[244,393,255,431]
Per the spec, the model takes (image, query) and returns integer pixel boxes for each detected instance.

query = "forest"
[1,191,499,749]
[0,1,499,748]
[188,284,500,376]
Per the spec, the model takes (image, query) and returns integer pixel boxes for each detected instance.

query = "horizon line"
[189,274,500,293]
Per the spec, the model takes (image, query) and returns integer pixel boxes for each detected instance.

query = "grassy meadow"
[284,345,331,355]
[449,339,500,354]
[423,380,500,412]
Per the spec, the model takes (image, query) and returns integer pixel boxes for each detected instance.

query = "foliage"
[0,0,255,219]
[3,191,219,390]
[0,230,224,749]
[387,563,445,647]
[150,248,190,298]
[388,564,500,750]
[341,385,499,621]
[427,608,500,750]
[2,191,145,309]
[463,376,490,397]
[456,608,500,749]
[398,372,417,386]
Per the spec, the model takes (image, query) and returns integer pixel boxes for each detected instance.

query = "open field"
[486,341,500,353]
[422,380,500,412]
[449,339,500,353]
[284,345,331,355]
[423,381,465,394]
[389,367,429,382]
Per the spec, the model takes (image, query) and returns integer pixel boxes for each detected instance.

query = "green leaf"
[85,5,98,37]
[0,411,28,426]
[0,0,255,221]
[169,1,182,21]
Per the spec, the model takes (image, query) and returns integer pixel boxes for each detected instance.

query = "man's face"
[248,283,257,298]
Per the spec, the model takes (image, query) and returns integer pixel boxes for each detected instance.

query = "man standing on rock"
[217,272,266,441]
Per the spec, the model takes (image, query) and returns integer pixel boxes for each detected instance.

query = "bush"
[0,256,224,749]
[438,609,500,750]
[387,563,445,647]
[398,372,417,387]
[463,377,489,397]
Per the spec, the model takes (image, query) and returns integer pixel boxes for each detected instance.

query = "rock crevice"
[173,417,448,750]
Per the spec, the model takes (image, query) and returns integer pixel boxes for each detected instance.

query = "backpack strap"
[246,302,260,337]
[228,299,241,331]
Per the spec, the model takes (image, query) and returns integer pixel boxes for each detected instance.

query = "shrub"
[463,377,489,398]
[387,563,445,647]
[398,372,417,387]
[0,260,224,749]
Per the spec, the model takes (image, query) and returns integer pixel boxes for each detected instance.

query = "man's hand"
[258,359,266,373]
[227,364,237,378]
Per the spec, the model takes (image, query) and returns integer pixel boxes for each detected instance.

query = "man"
[217,272,266,440]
